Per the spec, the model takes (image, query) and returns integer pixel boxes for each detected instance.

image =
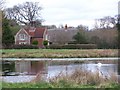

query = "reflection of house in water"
[2,60,47,75]
[15,61,47,75]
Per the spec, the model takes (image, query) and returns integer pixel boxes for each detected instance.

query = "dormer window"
[19,34,26,40]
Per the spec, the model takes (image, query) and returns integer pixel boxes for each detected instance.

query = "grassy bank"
[2,68,120,88]
[2,49,118,58]
[2,82,120,88]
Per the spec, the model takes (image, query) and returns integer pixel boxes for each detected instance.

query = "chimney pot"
[65,24,67,29]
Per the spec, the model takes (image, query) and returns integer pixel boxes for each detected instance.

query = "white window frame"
[19,42,27,45]
[19,34,26,40]
[45,34,48,40]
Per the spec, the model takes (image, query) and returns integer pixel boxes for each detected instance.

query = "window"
[19,42,27,45]
[19,34,26,40]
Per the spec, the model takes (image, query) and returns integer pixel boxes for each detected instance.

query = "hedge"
[47,44,97,49]
[10,44,39,49]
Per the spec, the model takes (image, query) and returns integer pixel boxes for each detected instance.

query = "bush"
[43,40,48,46]
[32,40,38,45]
[47,44,97,49]
[11,44,39,49]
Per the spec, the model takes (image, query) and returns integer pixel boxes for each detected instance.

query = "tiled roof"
[47,28,79,42]
[25,27,46,38]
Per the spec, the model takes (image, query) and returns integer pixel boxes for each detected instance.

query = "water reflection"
[47,63,117,78]
[2,58,118,83]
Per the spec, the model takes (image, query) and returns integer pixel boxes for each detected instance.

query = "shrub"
[11,44,39,49]
[32,40,38,45]
[73,32,88,44]
[47,44,97,49]
[43,40,48,46]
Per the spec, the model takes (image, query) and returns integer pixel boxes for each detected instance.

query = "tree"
[93,19,99,29]
[77,24,88,31]
[2,14,14,48]
[5,2,42,25]
[95,16,117,29]
[90,36,100,44]
[0,0,5,10]
[73,32,87,44]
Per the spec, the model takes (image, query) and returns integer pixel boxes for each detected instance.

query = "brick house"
[15,27,48,48]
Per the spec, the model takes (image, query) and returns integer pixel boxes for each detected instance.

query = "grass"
[1,49,118,58]
[2,68,120,88]
[2,82,120,88]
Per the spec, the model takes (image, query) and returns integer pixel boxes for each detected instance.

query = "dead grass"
[2,49,118,58]
[47,68,118,86]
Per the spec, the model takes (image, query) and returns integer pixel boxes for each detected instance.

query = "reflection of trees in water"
[118,60,120,75]
[2,61,15,75]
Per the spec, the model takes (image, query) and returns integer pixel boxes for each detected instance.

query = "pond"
[47,63,117,78]
[2,63,117,83]
[1,58,118,83]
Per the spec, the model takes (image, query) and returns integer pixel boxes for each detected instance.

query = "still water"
[2,63,117,83]
[47,63,117,78]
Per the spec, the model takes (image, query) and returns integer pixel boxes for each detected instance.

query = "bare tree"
[5,2,42,25]
[77,24,88,31]
[96,16,116,29]
[0,0,5,10]
[93,19,99,29]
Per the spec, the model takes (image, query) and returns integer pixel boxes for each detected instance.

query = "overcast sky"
[5,0,119,29]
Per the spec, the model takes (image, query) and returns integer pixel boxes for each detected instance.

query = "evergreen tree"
[73,32,87,44]
[2,16,14,48]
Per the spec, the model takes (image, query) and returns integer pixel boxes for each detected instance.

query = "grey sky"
[5,0,119,29]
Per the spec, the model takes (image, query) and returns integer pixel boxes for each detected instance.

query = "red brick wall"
[32,38,44,48]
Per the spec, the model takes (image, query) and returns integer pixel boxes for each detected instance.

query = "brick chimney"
[30,21,36,27]
[65,24,67,29]
[29,21,36,32]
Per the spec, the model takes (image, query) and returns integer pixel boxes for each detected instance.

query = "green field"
[1,49,118,58]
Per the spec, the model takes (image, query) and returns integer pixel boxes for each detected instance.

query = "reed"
[48,68,118,86]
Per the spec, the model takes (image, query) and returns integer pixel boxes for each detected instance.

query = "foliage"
[43,40,48,46]
[48,44,97,49]
[2,68,119,88]
[73,32,88,44]
[77,24,88,31]
[90,36,100,44]
[32,40,38,45]
[2,61,15,76]
[10,25,20,35]
[8,19,20,35]
[87,28,118,49]
[2,15,14,48]
[10,45,39,49]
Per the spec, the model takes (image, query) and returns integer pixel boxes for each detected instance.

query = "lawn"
[1,49,118,58]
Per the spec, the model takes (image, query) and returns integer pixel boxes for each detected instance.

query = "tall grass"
[2,69,119,88]
[50,69,117,85]
[32,67,118,88]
